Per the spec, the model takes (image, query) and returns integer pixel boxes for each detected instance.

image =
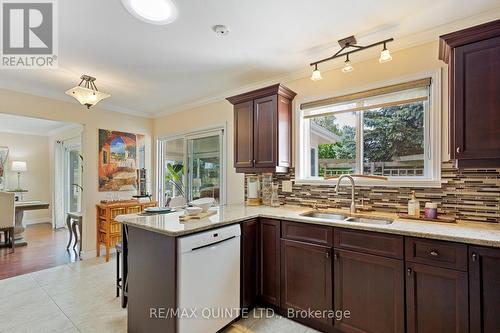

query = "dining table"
[14,200,50,246]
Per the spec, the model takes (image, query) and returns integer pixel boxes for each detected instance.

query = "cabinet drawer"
[334,228,403,259]
[282,221,333,246]
[405,237,467,271]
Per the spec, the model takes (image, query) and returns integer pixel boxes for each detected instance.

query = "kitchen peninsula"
[116,204,500,333]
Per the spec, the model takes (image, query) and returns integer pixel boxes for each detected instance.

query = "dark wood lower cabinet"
[241,219,258,310]
[469,246,500,333]
[333,249,404,333]
[406,262,468,333]
[281,239,333,330]
[258,218,281,307]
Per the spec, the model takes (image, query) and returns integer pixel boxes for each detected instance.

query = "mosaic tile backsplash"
[245,162,500,223]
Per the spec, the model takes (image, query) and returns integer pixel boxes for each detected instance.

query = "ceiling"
[0,0,499,118]
[0,113,75,136]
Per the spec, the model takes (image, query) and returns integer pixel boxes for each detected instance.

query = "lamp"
[11,161,27,191]
[309,35,393,79]
[310,64,322,81]
[65,75,111,109]
[379,42,392,63]
[341,54,353,73]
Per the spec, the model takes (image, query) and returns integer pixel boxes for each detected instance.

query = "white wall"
[0,132,51,223]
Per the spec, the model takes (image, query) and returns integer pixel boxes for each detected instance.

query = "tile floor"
[0,256,320,333]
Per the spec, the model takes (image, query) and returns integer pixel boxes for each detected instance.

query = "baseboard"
[24,218,52,225]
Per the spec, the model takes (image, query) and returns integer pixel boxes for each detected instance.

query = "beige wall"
[0,132,51,223]
[154,41,448,204]
[0,89,153,253]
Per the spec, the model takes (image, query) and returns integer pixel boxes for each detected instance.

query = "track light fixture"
[310,35,394,80]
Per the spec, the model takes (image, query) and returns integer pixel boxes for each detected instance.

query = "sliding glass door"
[158,128,225,207]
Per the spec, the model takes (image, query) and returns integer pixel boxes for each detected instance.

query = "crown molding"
[151,7,500,119]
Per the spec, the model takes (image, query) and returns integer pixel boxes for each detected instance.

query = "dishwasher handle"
[191,236,236,252]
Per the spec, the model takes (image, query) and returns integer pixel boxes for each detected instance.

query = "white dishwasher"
[177,224,241,333]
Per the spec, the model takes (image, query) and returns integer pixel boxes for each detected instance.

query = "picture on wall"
[98,130,145,192]
[0,146,9,190]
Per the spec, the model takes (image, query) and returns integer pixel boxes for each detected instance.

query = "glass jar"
[261,173,273,205]
[270,183,280,207]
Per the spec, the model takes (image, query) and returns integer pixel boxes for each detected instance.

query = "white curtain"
[53,141,65,229]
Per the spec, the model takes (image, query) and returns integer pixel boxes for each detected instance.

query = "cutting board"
[179,210,217,222]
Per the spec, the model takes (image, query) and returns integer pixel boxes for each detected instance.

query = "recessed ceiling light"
[121,0,178,25]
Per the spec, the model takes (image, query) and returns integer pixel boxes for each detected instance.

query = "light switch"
[282,180,293,193]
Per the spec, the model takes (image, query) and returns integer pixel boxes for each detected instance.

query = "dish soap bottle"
[408,191,420,217]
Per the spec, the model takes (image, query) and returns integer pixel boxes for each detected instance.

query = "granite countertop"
[115,203,500,248]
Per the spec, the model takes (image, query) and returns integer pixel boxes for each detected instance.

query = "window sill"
[294,178,443,188]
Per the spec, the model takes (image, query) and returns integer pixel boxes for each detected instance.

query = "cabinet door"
[406,262,468,333]
[241,219,258,310]
[234,101,254,168]
[281,239,332,328]
[469,246,500,333]
[253,95,277,168]
[334,249,404,333]
[453,36,500,161]
[258,218,280,306]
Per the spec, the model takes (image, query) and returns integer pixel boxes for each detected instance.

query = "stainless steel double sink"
[300,211,393,225]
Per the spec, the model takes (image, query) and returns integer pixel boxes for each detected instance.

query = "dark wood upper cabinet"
[439,19,500,167]
[281,239,333,331]
[333,249,404,333]
[258,218,281,307]
[406,262,468,333]
[241,219,258,310]
[469,246,500,333]
[227,84,297,173]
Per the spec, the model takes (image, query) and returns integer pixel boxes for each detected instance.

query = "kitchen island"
[116,204,500,333]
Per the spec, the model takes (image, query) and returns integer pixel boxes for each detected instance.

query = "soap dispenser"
[408,191,420,217]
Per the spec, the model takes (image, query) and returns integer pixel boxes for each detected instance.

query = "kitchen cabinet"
[258,218,281,307]
[469,246,500,333]
[227,84,296,173]
[280,221,333,331]
[439,19,500,167]
[333,228,404,333]
[406,251,469,333]
[241,219,258,309]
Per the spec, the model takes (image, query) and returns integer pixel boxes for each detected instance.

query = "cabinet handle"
[456,147,461,154]
[472,253,478,262]
[334,252,338,261]
[407,268,412,276]
[252,159,256,165]
[325,250,330,258]
[430,250,439,257]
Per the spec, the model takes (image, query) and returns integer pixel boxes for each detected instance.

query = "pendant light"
[65,75,111,109]
[379,42,392,63]
[341,54,353,73]
[310,64,322,81]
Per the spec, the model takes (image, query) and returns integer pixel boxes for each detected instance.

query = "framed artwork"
[0,146,9,190]
[98,130,145,192]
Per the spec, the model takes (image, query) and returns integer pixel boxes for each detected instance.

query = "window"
[157,128,226,206]
[297,75,440,186]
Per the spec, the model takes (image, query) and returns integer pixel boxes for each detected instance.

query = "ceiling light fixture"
[121,0,178,25]
[310,35,393,80]
[65,75,111,109]
[341,54,353,73]
[379,42,392,63]
[310,64,322,81]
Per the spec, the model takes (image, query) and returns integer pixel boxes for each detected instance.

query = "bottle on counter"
[424,202,438,219]
[408,191,420,217]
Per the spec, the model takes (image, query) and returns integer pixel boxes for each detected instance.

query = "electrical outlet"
[282,180,293,193]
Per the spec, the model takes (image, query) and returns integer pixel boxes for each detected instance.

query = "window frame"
[295,70,442,188]
[156,124,227,206]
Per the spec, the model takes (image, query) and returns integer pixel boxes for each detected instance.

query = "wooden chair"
[0,192,16,253]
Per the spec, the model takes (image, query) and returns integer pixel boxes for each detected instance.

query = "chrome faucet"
[335,175,356,214]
